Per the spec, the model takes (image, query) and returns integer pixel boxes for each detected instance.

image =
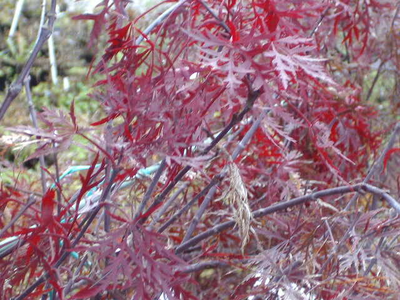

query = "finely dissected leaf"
[71,225,193,299]
[41,189,55,225]
[72,4,109,48]
[3,0,400,299]
[383,148,400,172]
[263,41,333,90]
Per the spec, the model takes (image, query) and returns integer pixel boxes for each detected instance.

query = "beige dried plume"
[226,160,253,252]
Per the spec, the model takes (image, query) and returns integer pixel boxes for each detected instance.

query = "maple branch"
[175,183,400,254]
[69,169,119,249]
[134,159,167,220]
[157,93,265,233]
[148,182,189,230]
[391,1,400,29]
[365,60,385,101]
[231,108,268,159]
[309,6,330,37]
[320,122,400,276]
[0,238,25,261]
[63,254,89,296]
[24,76,47,192]
[0,0,57,122]
[135,0,187,45]
[182,185,217,242]
[345,122,400,210]
[363,183,400,212]
[199,0,231,34]
[142,89,262,223]
[180,260,231,273]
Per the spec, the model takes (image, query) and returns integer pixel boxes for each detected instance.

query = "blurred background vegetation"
[0,0,157,190]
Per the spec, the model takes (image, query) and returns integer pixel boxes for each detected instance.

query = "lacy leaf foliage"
[1,0,400,299]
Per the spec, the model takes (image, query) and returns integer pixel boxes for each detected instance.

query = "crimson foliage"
[1,0,400,299]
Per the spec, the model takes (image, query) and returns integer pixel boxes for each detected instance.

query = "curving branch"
[175,183,400,254]
[345,122,400,210]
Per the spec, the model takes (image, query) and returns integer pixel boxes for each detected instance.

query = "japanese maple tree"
[1,0,400,299]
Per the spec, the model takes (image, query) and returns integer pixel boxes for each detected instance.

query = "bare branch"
[176,183,400,254]
[148,182,189,230]
[345,122,400,210]
[231,109,268,160]
[158,175,223,233]
[180,260,231,273]
[24,76,47,192]
[0,0,57,121]
[365,60,385,102]
[199,0,231,34]
[134,159,166,220]
[182,185,217,242]
[135,0,187,45]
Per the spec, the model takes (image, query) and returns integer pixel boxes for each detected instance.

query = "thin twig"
[148,182,189,230]
[24,76,47,193]
[345,122,400,210]
[199,0,231,34]
[158,175,224,233]
[390,1,400,29]
[36,0,47,44]
[322,122,400,275]
[365,60,385,102]
[309,6,330,38]
[158,103,266,233]
[135,0,187,45]
[231,109,268,160]
[179,260,231,273]
[134,159,166,220]
[8,0,25,39]
[318,213,361,275]
[52,142,61,215]
[63,254,89,296]
[0,0,57,121]
[70,169,119,249]
[363,235,387,277]
[182,185,217,242]
[104,123,113,234]
[0,238,26,260]
[4,185,43,197]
